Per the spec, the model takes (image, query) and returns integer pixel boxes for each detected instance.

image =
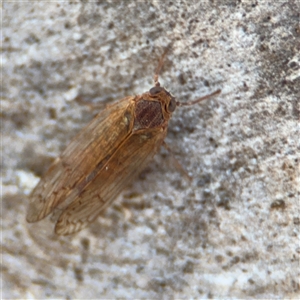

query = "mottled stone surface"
[2,1,299,298]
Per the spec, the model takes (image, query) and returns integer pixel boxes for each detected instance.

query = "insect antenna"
[176,89,221,107]
[154,46,171,87]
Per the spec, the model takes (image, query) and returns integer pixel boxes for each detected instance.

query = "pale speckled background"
[2,1,299,299]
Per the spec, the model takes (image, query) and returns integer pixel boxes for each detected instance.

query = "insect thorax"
[134,99,164,129]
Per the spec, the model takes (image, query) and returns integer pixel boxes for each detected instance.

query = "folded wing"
[55,127,167,235]
[27,97,134,223]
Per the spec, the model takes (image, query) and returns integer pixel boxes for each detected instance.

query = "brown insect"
[26,51,221,235]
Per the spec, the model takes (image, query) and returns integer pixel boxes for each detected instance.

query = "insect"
[26,51,221,235]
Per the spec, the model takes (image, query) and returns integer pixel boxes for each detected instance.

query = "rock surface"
[2,1,299,298]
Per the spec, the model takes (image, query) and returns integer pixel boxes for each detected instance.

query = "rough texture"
[2,1,299,299]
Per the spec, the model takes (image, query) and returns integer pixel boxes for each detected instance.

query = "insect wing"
[55,127,167,235]
[27,96,134,223]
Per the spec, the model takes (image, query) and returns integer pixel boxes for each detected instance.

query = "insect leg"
[162,141,192,181]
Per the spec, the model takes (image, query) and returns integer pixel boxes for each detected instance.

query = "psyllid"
[26,51,221,235]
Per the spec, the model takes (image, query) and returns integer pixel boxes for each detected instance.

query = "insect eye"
[168,97,177,112]
[149,86,163,95]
